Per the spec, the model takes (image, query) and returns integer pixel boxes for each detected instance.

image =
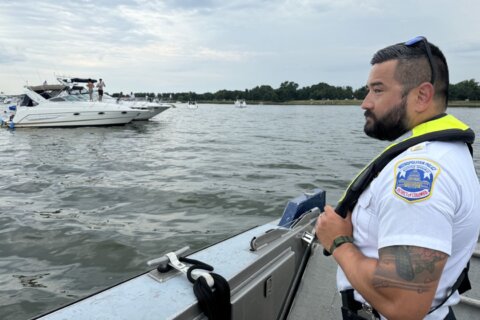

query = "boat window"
[64,95,80,101]
[19,95,38,107]
[72,94,88,101]
[40,92,51,99]
[50,97,66,102]
[53,95,82,102]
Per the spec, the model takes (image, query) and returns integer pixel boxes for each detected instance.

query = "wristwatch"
[329,235,354,254]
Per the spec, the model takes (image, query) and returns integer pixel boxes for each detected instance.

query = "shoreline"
[198,99,480,107]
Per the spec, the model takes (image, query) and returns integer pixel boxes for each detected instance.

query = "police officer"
[315,37,480,320]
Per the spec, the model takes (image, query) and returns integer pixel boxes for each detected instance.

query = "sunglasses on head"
[404,36,436,84]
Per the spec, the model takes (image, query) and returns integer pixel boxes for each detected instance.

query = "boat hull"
[36,189,327,320]
[6,101,140,128]
[32,188,480,319]
[9,111,138,127]
[132,106,171,120]
[37,216,316,319]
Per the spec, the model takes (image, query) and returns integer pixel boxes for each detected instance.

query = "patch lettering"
[394,158,440,202]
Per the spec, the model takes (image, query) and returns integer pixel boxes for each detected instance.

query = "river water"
[1,104,479,319]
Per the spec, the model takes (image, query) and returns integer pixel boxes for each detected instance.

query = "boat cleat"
[301,230,315,244]
[165,252,215,287]
[147,246,214,287]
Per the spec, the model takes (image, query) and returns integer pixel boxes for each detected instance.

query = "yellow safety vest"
[336,113,475,217]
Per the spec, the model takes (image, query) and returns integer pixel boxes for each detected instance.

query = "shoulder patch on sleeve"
[393,158,441,203]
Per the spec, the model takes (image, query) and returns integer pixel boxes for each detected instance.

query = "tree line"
[114,79,480,102]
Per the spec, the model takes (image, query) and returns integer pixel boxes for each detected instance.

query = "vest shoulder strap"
[336,127,474,217]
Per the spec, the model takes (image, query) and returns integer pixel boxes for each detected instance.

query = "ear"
[413,82,435,112]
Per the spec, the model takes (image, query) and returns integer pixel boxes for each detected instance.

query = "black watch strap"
[329,236,354,254]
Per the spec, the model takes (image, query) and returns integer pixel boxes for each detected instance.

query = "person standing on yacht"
[315,36,480,320]
[86,79,94,101]
[97,79,106,102]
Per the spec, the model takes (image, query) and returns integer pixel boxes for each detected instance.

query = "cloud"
[0,0,479,94]
[449,42,480,57]
[0,46,26,64]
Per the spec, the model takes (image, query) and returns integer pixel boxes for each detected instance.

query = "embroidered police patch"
[394,158,440,202]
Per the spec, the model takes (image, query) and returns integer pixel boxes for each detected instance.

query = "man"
[97,78,106,102]
[86,79,94,101]
[315,37,480,320]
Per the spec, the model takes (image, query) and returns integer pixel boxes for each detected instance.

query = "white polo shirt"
[337,140,480,319]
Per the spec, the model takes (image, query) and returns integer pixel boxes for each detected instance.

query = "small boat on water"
[2,87,140,128]
[34,189,480,319]
[234,99,247,108]
[187,101,198,109]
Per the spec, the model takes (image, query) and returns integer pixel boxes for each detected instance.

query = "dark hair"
[371,40,449,108]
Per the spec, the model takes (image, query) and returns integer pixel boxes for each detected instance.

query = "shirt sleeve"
[375,156,456,255]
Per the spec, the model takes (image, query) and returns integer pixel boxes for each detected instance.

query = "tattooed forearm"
[372,246,448,293]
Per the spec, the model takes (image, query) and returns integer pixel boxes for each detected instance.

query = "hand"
[315,205,353,253]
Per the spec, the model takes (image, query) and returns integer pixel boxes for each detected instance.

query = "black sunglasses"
[405,36,436,84]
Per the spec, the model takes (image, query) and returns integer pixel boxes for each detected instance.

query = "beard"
[363,97,409,141]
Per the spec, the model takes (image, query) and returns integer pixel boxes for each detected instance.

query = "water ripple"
[0,105,479,319]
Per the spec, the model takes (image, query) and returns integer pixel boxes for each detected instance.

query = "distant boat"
[234,99,247,108]
[187,101,198,109]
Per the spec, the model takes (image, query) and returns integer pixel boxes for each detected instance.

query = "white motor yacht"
[5,88,140,128]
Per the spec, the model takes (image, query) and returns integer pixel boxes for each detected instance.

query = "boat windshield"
[50,95,84,102]
[19,95,38,107]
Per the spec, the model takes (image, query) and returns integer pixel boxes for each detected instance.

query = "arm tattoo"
[372,246,448,293]
[395,246,415,281]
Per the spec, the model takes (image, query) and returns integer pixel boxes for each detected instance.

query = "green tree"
[450,79,480,100]
[249,85,277,101]
[309,82,333,99]
[118,78,480,104]
[275,81,299,101]
[353,86,368,100]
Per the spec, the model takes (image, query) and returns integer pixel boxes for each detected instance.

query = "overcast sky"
[1,0,479,95]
